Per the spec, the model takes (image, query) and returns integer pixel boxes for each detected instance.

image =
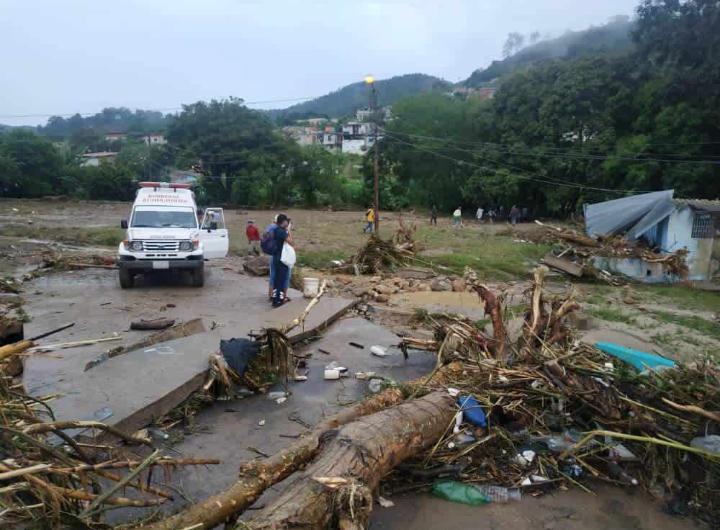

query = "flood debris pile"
[0,376,219,527]
[390,267,719,523]
[537,221,689,281]
[351,235,416,274]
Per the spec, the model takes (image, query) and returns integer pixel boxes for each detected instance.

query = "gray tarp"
[584,190,674,240]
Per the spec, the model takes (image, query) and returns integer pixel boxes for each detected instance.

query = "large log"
[246,391,455,529]
[141,388,408,530]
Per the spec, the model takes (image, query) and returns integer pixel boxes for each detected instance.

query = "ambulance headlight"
[179,240,193,251]
[129,241,144,251]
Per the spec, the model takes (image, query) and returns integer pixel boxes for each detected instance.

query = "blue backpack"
[261,225,277,255]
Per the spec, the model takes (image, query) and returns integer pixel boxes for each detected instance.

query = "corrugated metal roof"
[673,198,720,213]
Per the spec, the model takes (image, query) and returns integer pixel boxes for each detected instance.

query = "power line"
[382,131,646,195]
[0,96,316,120]
[383,129,720,165]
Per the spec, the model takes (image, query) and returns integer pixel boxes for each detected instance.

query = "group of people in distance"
[245,215,294,308]
[435,204,526,228]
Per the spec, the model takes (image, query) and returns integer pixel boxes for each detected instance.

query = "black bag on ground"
[220,338,260,376]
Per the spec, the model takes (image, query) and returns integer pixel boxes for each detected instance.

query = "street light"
[365,75,380,233]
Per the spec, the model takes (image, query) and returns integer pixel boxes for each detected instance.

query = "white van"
[116,182,229,288]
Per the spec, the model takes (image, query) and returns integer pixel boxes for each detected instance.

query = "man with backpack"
[261,216,278,300]
[270,214,292,308]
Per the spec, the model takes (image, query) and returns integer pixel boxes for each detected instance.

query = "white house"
[104,132,126,142]
[143,133,167,146]
[585,190,720,282]
[318,132,342,152]
[342,138,367,155]
[80,151,118,167]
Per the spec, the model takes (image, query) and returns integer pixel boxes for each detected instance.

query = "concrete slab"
[159,317,437,507]
[22,265,355,435]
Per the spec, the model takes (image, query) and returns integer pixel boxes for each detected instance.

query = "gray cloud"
[0,0,638,126]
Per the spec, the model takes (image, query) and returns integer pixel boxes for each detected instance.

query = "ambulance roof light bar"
[138,182,192,192]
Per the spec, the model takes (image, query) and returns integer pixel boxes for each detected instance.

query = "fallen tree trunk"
[246,391,455,529]
[141,388,408,530]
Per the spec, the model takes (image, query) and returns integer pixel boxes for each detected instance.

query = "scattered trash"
[324,369,343,380]
[349,342,364,349]
[268,391,288,400]
[454,432,476,446]
[432,481,521,506]
[531,474,550,483]
[457,395,487,428]
[258,419,266,426]
[355,371,376,380]
[690,435,720,455]
[447,387,460,397]
[276,397,287,405]
[318,348,331,355]
[377,495,395,508]
[370,345,389,357]
[514,449,536,467]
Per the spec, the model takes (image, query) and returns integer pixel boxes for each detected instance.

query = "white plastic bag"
[281,243,296,267]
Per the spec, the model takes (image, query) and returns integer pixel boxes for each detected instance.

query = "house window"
[691,212,714,238]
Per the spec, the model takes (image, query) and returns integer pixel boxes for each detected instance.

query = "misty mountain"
[464,16,634,86]
[270,73,452,121]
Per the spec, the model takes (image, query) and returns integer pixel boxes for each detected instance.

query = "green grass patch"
[636,284,720,313]
[416,229,549,280]
[647,310,720,341]
[296,249,347,269]
[586,306,638,325]
[0,224,123,247]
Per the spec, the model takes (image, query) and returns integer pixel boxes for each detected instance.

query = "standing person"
[452,207,462,229]
[363,207,375,233]
[263,215,278,300]
[430,204,438,226]
[487,207,495,224]
[509,205,520,226]
[476,206,484,223]
[282,218,294,302]
[246,220,261,256]
[271,214,292,308]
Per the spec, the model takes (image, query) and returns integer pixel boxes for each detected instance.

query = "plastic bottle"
[431,481,521,506]
[472,485,521,503]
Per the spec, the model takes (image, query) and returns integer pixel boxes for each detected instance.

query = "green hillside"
[465,17,634,86]
[271,73,452,121]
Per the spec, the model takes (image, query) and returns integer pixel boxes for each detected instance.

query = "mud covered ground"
[0,197,717,529]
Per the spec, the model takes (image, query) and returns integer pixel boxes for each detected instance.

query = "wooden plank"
[543,253,584,277]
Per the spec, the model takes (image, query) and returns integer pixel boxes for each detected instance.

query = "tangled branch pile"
[393,266,719,523]
[0,376,218,527]
[351,235,416,274]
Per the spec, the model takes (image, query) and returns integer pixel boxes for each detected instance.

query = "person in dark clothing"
[430,204,438,226]
[272,214,291,308]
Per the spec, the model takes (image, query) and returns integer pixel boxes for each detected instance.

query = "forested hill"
[38,108,169,139]
[270,73,451,121]
[464,17,634,86]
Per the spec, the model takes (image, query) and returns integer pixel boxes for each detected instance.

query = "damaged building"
[584,190,720,282]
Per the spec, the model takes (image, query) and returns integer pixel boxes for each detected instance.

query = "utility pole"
[365,75,380,233]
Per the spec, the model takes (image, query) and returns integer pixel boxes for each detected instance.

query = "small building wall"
[662,206,714,280]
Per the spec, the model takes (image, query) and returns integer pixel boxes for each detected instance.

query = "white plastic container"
[303,277,320,298]
[324,369,341,380]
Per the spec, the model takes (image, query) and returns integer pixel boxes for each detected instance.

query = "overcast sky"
[1,0,639,126]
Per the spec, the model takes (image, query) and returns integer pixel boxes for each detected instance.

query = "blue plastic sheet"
[595,342,676,372]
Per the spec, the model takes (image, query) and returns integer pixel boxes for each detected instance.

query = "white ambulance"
[116,182,228,288]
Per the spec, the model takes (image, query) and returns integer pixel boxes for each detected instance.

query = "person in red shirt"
[246,220,261,255]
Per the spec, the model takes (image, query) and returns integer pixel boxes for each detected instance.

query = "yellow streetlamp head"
[364,75,375,85]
